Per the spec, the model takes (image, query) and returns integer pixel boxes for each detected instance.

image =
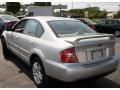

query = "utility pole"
[85,3,90,19]
[72,2,73,9]
[70,2,73,17]
[118,5,120,19]
[119,5,120,11]
[59,4,62,16]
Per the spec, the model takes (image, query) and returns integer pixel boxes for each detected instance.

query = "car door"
[9,19,28,56]
[18,19,44,63]
[97,20,110,33]
[96,20,106,32]
[109,20,120,33]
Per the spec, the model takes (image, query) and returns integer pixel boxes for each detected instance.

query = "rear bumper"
[45,55,119,82]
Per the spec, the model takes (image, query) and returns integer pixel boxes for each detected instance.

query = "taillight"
[91,24,96,30]
[0,30,3,33]
[60,47,78,63]
[6,22,14,27]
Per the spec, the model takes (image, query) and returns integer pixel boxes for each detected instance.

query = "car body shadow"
[3,53,120,88]
[3,53,33,80]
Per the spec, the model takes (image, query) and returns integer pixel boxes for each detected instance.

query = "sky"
[0,2,120,12]
[52,2,120,12]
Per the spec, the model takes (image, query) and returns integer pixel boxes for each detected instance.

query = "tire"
[114,30,120,37]
[31,57,47,87]
[1,38,10,57]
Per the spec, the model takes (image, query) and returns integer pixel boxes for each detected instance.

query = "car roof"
[23,16,78,21]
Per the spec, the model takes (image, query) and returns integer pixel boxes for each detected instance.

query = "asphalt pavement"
[0,38,119,88]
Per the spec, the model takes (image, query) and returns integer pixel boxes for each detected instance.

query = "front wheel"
[31,57,47,87]
[1,38,10,57]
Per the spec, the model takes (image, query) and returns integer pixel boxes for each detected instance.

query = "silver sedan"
[1,16,119,87]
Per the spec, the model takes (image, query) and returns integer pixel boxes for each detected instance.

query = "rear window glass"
[1,15,19,21]
[48,20,96,37]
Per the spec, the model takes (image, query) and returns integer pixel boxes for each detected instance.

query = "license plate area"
[92,50,104,60]
[87,49,107,62]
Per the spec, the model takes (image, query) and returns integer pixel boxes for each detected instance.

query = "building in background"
[106,12,117,19]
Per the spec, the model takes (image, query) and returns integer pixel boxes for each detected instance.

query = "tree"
[69,9,84,17]
[34,2,51,6]
[69,7,107,19]
[6,2,21,15]
[54,6,107,19]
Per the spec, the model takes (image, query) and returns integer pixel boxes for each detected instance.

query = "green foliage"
[34,2,51,6]
[6,2,21,15]
[71,7,106,19]
[55,6,107,19]
[117,11,120,18]
[69,9,84,17]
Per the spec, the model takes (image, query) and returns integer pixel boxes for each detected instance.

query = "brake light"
[91,24,96,30]
[6,22,14,27]
[0,30,3,33]
[60,47,78,63]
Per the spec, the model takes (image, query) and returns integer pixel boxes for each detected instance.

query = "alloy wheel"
[32,61,43,85]
[114,31,120,37]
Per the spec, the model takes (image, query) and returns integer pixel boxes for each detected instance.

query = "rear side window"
[110,20,118,24]
[36,23,44,37]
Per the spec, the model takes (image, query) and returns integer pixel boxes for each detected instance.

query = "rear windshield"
[48,20,96,37]
[1,15,19,21]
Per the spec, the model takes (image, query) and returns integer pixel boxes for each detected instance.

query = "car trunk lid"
[61,34,115,65]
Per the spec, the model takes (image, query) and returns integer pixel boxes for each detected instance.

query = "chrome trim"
[19,46,30,56]
[8,41,30,57]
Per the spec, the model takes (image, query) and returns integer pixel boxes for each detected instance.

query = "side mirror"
[6,27,12,31]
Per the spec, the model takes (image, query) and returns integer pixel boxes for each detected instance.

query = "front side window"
[13,19,28,33]
[48,20,96,37]
[110,20,118,24]
[23,19,44,37]
[13,19,27,33]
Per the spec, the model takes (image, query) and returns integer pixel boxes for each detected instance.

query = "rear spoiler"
[74,34,115,43]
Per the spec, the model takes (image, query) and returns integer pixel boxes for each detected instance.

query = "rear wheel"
[31,57,47,87]
[114,30,120,37]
